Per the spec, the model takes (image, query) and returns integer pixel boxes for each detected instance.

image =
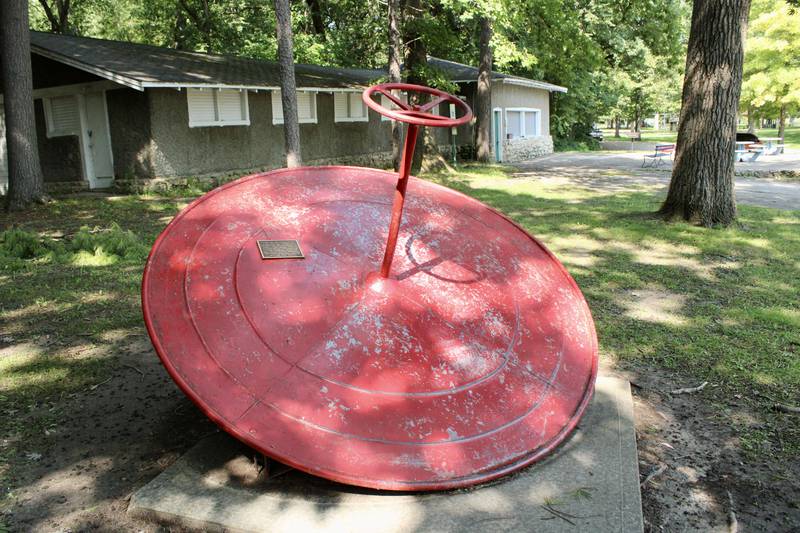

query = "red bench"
[642,143,675,168]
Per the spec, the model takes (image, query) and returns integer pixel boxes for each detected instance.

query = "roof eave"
[31,45,144,91]
[140,82,367,92]
[501,78,568,93]
[451,77,568,93]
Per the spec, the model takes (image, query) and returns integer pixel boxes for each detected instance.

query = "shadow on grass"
[0,173,798,530]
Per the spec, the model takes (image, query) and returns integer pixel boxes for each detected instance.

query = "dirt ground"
[618,361,800,532]
[2,335,797,532]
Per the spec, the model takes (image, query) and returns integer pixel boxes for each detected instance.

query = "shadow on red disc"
[142,166,598,491]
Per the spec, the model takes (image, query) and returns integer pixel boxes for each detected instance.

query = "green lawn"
[1,166,798,479]
[601,126,800,149]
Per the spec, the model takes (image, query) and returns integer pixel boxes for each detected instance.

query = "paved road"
[512,152,800,211]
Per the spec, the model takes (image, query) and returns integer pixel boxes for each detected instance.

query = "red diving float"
[142,83,598,491]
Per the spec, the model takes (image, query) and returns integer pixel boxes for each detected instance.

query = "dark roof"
[30,31,382,91]
[427,57,567,93]
[29,32,567,93]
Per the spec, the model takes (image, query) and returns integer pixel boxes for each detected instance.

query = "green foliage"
[742,0,800,120]
[553,138,599,152]
[28,0,690,141]
[0,223,147,272]
[69,223,148,259]
[0,228,51,259]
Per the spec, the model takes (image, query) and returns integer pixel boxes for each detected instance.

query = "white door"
[0,110,8,194]
[84,92,114,186]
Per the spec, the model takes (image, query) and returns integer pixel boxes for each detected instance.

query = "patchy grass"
[426,164,800,455]
[600,126,800,149]
[0,166,798,501]
[0,189,205,500]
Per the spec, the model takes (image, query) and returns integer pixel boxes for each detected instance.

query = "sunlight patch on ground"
[99,328,138,342]
[79,291,116,305]
[611,240,739,281]
[0,342,43,362]
[619,289,688,326]
[70,249,119,267]
[544,234,604,267]
[2,301,74,327]
[752,307,800,328]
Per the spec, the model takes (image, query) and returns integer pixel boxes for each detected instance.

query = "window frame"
[187,88,250,128]
[504,107,541,139]
[334,91,369,123]
[271,90,318,125]
[42,95,81,138]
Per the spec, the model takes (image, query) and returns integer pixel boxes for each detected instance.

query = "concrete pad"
[129,376,642,533]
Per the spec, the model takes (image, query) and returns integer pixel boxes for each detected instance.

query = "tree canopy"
[27,0,691,142]
[741,0,800,123]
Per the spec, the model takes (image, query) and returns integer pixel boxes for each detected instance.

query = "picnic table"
[759,137,785,155]
[735,141,764,162]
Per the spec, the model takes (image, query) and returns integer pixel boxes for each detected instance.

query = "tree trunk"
[614,116,620,138]
[1,0,47,211]
[38,0,71,34]
[659,0,751,227]
[747,104,755,133]
[404,0,427,174]
[475,15,492,163]
[305,0,326,40]
[387,0,403,171]
[179,0,213,53]
[778,104,786,153]
[273,0,302,167]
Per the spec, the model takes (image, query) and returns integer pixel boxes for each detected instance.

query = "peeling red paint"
[142,84,597,491]
[142,166,598,491]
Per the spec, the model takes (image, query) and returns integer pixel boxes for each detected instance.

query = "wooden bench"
[642,143,675,168]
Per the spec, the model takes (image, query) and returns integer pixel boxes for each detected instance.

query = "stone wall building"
[0,32,567,193]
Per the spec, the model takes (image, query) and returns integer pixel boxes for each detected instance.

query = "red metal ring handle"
[362,82,473,127]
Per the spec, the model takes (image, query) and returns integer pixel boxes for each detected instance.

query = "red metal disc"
[142,166,598,491]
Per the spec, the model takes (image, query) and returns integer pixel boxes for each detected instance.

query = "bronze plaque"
[257,240,304,259]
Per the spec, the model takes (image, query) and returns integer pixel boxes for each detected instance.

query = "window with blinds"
[271,90,318,125]
[187,88,249,127]
[43,95,80,137]
[334,92,368,122]
[380,93,408,121]
[504,108,540,139]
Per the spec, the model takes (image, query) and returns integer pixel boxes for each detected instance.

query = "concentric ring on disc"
[142,166,598,491]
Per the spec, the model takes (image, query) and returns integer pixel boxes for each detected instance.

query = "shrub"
[0,228,51,259]
[69,223,147,259]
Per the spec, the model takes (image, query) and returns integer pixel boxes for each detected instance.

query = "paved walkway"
[512,152,800,211]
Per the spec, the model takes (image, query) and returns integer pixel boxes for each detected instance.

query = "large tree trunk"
[659,0,751,227]
[778,104,786,153]
[404,0,427,174]
[475,16,492,163]
[1,0,47,211]
[274,0,302,167]
[387,0,403,171]
[614,116,620,138]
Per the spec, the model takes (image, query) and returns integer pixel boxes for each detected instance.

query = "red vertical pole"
[380,123,420,278]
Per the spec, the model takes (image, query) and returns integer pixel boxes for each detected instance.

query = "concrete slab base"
[128,376,642,532]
